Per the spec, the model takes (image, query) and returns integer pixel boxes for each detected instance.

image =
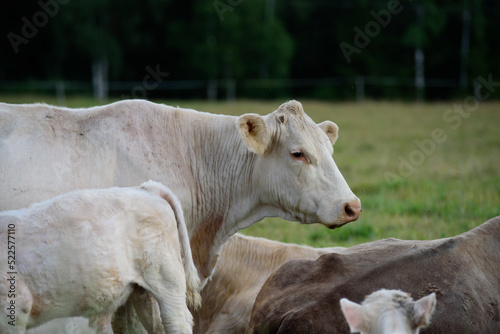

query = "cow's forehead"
[269,104,324,137]
[365,289,412,306]
[275,99,305,115]
[278,111,331,150]
[263,101,335,158]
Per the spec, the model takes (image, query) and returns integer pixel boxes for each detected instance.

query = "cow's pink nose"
[343,199,361,222]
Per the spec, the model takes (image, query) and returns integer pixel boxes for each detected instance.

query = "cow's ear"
[340,298,368,333]
[412,293,437,329]
[318,121,339,145]
[237,113,271,155]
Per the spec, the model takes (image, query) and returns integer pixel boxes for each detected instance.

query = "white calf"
[340,289,436,334]
[0,181,201,334]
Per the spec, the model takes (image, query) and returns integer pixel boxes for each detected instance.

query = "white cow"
[0,181,201,334]
[0,99,360,332]
[340,289,437,334]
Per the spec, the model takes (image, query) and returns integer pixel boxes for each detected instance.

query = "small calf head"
[340,289,437,334]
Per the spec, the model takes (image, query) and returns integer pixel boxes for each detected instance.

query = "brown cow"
[248,216,500,334]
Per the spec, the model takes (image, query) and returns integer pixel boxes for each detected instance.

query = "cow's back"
[249,217,500,334]
[0,100,173,211]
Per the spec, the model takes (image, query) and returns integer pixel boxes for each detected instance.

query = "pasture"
[2,94,499,247]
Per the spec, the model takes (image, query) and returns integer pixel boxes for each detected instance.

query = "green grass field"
[3,94,499,247]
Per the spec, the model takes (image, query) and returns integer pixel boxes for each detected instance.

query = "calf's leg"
[142,265,193,333]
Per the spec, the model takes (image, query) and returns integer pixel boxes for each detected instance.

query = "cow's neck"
[171,112,265,280]
[127,105,279,280]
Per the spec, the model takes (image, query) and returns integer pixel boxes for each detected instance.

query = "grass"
[243,101,500,247]
[3,94,500,247]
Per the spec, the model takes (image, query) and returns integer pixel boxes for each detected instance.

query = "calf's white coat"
[0,181,200,334]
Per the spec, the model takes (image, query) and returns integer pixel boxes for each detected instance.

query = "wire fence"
[0,76,473,105]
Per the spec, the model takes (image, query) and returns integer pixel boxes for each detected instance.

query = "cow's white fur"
[0,181,201,334]
[340,289,437,334]
[0,100,359,332]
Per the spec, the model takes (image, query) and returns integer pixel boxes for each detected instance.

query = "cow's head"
[237,100,361,228]
[340,289,437,334]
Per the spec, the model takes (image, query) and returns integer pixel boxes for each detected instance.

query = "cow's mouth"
[326,220,350,230]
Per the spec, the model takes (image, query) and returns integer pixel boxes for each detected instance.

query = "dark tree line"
[1,0,499,100]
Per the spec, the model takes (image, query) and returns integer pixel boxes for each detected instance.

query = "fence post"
[415,48,425,103]
[207,79,217,101]
[226,78,236,103]
[414,5,425,103]
[459,6,471,89]
[92,57,109,101]
[356,76,365,102]
[56,81,66,106]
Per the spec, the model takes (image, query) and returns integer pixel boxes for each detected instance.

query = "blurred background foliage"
[1,1,499,246]
[2,0,500,100]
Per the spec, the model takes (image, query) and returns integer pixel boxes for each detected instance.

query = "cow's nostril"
[343,200,361,222]
[344,204,356,218]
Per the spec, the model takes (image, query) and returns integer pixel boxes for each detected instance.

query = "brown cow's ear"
[319,121,339,146]
[237,113,271,155]
[340,298,369,333]
[412,293,437,329]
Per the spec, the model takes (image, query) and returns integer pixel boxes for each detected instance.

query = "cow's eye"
[290,150,308,162]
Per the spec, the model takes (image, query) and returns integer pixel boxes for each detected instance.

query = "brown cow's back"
[249,216,500,334]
